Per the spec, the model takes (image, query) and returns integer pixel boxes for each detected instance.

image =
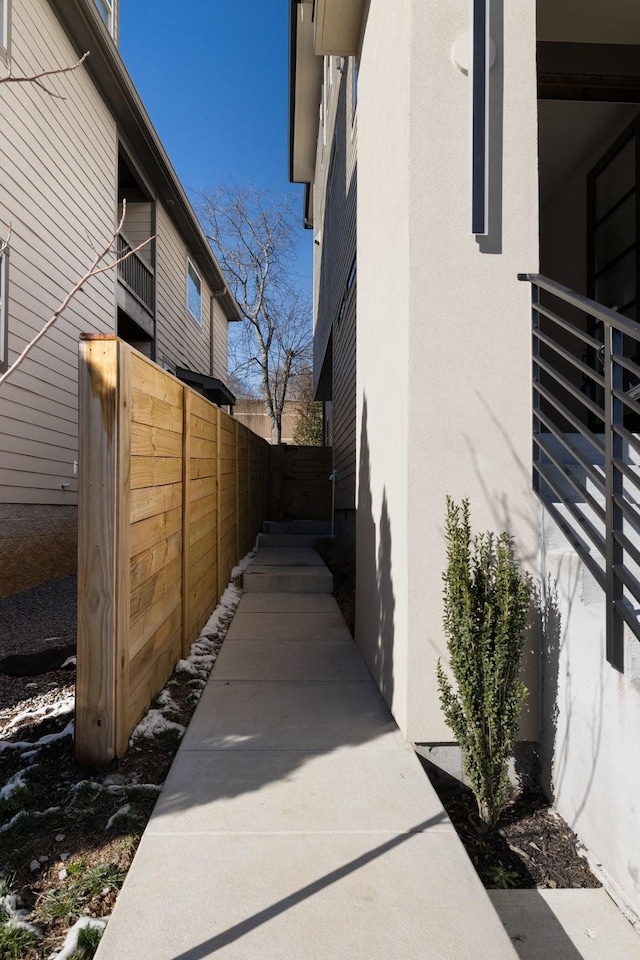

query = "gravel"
[0,576,77,659]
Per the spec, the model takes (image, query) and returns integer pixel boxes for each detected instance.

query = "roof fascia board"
[314,0,366,56]
[47,0,242,322]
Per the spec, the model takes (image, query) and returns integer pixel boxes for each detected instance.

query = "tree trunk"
[271,418,282,444]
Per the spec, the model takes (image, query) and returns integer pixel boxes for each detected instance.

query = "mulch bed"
[424,766,600,890]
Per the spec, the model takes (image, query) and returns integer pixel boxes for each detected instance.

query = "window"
[0,249,8,373]
[0,0,10,61]
[186,259,202,326]
[351,58,359,122]
[93,0,117,42]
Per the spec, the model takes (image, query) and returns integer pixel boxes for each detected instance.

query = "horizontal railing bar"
[613,494,640,538]
[613,353,640,381]
[534,408,605,493]
[536,355,606,421]
[594,186,635,228]
[594,241,636,280]
[533,302,602,350]
[534,327,605,388]
[535,381,605,449]
[614,561,640,610]
[613,527,640,576]
[612,417,640,459]
[534,461,606,557]
[520,273,640,340]
[535,436,606,524]
[611,455,640,496]
[611,388,640,422]
[613,597,640,642]
[536,490,606,589]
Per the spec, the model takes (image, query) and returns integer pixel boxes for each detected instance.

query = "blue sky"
[119,0,312,287]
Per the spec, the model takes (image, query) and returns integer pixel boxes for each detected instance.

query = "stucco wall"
[356,0,540,741]
[540,514,640,916]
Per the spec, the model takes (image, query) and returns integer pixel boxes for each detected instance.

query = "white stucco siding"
[541,521,640,916]
[355,0,412,734]
[0,0,117,505]
[405,0,540,741]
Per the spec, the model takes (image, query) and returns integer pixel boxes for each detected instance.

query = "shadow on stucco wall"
[356,397,395,711]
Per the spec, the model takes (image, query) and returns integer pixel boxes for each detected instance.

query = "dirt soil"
[425,767,601,890]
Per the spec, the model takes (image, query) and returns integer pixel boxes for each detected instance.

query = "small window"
[186,259,202,326]
[351,57,359,122]
[0,0,10,61]
[93,0,117,41]
[0,249,8,373]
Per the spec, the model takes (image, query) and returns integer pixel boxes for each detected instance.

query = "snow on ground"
[0,721,74,754]
[50,916,109,959]
[1,694,75,738]
[0,768,28,801]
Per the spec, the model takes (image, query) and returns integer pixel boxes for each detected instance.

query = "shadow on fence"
[76,336,270,766]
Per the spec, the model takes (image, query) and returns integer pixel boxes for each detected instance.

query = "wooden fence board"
[77,339,270,765]
[130,483,182,524]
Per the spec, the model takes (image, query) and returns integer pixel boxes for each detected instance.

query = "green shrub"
[437,497,531,830]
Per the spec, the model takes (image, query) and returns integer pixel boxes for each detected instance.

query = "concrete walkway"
[96,537,518,960]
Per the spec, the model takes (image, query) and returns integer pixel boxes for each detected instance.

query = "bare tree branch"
[200,183,312,442]
[0,52,90,100]
[0,202,155,387]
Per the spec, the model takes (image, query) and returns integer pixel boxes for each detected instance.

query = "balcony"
[117,233,155,338]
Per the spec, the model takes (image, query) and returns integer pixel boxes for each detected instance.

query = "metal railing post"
[605,325,625,671]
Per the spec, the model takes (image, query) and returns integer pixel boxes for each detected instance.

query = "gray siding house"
[0,0,240,598]
[290,0,640,928]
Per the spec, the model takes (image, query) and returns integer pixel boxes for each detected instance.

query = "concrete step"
[263,520,332,535]
[252,548,323,566]
[243,564,333,594]
[258,533,322,548]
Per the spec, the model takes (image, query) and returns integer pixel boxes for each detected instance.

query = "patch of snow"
[59,656,76,669]
[2,694,74,737]
[105,803,130,830]
[0,720,74,754]
[130,710,185,741]
[0,807,60,835]
[0,892,40,935]
[0,768,28,801]
[49,915,109,960]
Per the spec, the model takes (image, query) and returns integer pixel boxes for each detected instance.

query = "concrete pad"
[180,681,404,752]
[489,889,640,960]
[211,640,370,681]
[258,533,321,548]
[226,610,351,641]
[96,832,518,960]
[243,566,333,594]
[148,746,455,836]
[251,548,324,566]
[236,593,339,613]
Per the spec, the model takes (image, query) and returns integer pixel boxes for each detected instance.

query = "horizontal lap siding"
[0,0,117,505]
[127,353,183,734]
[333,288,356,510]
[211,299,229,384]
[154,202,211,376]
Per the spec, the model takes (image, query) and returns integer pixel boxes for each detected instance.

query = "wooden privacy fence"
[76,336,270,766]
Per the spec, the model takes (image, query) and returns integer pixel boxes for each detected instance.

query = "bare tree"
[0,51,89,98]
[199,183,312,443]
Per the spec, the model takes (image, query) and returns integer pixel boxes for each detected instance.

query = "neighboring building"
[234,398,301,445]
[290,0,640,922]
[0,0,239,597]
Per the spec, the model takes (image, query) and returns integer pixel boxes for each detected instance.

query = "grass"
[35,864,125,926]
[70,924,103,959]
[0,922,40,960]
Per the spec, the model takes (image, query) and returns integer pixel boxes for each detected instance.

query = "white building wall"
[541,516,640,916]
[356,0,411,733]
[356,0,540,741]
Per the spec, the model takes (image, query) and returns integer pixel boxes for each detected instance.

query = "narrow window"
[0,249,8,373]
[351,58,359,120]
[186,259,202,326]
[93,0,117,42]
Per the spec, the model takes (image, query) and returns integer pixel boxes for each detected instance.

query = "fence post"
[76,335,131,766]
[182,388,192,657]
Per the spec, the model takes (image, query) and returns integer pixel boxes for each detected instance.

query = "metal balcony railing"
[519,273,640,673]
[117,234,154,315]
